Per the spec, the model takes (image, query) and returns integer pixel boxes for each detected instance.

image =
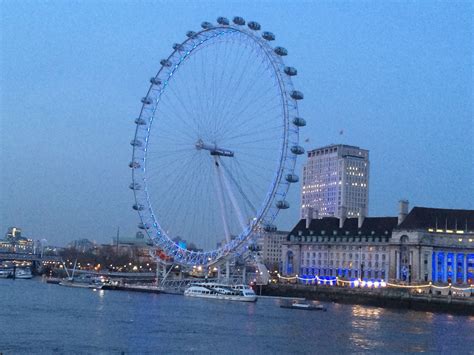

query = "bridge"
[0,252,62,263]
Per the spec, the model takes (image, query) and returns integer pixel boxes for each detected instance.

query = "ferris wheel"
[129,16,306,267]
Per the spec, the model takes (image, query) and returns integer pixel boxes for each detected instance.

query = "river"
[1,279,473,354]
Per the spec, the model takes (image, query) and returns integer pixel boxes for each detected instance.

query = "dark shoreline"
[261,284,474,316]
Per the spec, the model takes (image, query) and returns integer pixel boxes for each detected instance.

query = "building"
[391,204,474,284]
[282,213,397,280]
[6,227,22,240]
[0,227,34,254]
[301,144,369,219]
[257,230,288,272]
[283,202,474,285]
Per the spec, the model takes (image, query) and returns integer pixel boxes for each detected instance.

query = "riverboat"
[280,302,326,311]
[184,282,257,302]
[15,267,33,279]
[0,269,12,278]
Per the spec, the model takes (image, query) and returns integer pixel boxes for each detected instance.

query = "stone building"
[282,203,474,285]
[282,213,397,280]
[391,206,474,284]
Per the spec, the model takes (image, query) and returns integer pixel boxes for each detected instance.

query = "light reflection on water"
[349,305,384,350]
[1,280,473,354]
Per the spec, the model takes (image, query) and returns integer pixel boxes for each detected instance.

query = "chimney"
[398,200,409,225]
[305,207,314,229]
[339,206,347,228]
[358,207,366,228]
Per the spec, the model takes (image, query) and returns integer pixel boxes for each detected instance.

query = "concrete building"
[301,144,369,219]
[257,230,288,272]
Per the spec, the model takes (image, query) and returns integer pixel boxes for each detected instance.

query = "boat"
[15,267,33,279]
[184,282,257,302]
[59,280,95,288]
[59,275,106,289]
[280,301,326,311]
[0,269,13,278]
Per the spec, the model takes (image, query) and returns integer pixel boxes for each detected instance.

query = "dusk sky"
[1,1,472,246]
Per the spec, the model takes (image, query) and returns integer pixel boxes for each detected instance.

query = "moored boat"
[15,267,33,279]
[0,269,13,278]
[184,282,257,302]
[280,301,326,311]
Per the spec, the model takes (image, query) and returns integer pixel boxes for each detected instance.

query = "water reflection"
[351,305,384,319]
[348,305,385,350]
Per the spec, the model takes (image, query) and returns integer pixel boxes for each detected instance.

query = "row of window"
[300,268,386,279]
[302,251,387,261]
[301,260,386,269]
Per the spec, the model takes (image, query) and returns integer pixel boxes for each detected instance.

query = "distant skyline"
[1,1,472,246]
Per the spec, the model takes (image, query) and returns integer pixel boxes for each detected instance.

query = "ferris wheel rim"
[130,18,303,267]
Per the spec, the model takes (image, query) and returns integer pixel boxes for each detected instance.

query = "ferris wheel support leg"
[213,156,232,243]
[219,161,247,230]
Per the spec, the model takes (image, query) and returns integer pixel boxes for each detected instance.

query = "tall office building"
[301,144,369,219]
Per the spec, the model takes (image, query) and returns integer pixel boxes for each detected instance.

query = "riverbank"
[261,284,474,315]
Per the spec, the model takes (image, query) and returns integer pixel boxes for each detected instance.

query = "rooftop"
[399,206,474,232]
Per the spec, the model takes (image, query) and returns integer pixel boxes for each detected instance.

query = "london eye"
[129,16,306,268]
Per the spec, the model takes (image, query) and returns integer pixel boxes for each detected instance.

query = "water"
[1,279,473,354]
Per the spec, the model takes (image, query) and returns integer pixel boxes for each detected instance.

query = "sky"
[1,0,472,246]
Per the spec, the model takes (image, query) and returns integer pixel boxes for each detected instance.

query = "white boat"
[15,267,33,279]
[59,280,100,289]
[0,269,13,278]
[280,301,326,311]
[184,282,257,302]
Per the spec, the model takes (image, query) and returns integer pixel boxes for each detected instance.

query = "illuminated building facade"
[0,227,34,254]
[390,206,474,284]
[282,215,396,280]
[301,144,369,219]
[283,203,474,285]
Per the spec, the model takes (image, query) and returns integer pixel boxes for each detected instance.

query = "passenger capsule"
[233,16,245,25]
[247,21,261,31]
[290,90,304,100]
[263,224,277,232]
[172,43,184,51]
[130,139,143,147]
[292,117,306,127]
[291,145,305,155]
[150,77,161,85]
[186,30,197,38]
[129,161,141,169]
[160,59,172,67]
[284,66,297,76]
[129,183,141,190]
[201,21,213,29]
[133,204,144,211]
[274,47,288,56]
[141,97,152,105]
[217,17,229,25]
[262,31,275,41]
[134,118,146,125]
[138,222,150,230]
[285,174,299,183]
[276,200,290,209]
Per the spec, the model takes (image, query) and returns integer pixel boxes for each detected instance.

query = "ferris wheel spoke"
[219,99,282,141]
[220,159,258,216]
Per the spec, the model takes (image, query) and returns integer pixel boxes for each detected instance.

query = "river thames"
[1,279,473,354]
